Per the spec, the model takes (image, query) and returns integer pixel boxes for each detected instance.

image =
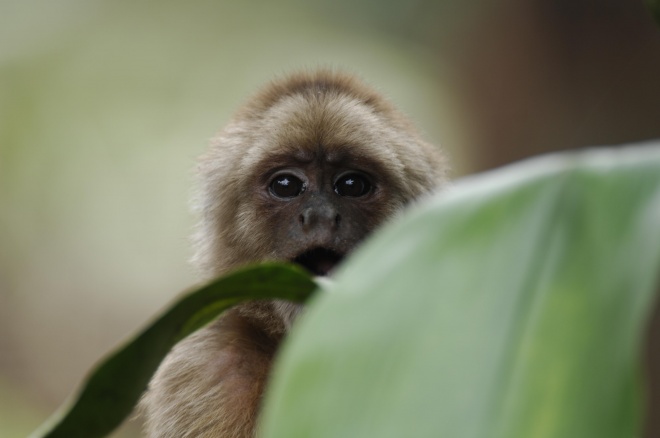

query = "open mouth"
[292,247,344,276]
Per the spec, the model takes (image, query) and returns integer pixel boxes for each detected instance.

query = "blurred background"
[1,0,659,436]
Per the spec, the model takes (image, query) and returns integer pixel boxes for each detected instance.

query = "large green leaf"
[30,264,316,438]
[260,144,660,438]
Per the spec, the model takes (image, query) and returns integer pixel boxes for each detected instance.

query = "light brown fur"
[141,70,448,437]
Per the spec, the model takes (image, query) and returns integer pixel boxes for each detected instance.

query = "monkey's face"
[255,155,390,276]
[233,93,425,277]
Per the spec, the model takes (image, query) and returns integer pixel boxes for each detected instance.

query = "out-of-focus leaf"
[31,264,316,438]
[648,0,660,25]
[260,144,660,438]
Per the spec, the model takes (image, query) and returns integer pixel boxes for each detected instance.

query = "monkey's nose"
[299,206,341,233]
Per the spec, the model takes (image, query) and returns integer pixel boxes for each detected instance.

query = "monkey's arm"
[141,309,277,438]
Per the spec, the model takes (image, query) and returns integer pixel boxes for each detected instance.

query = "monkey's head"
[193,70,448,280]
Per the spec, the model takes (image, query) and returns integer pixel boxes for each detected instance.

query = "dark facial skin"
[255,150,392,276]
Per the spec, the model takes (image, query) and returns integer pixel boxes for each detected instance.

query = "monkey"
[140,69,449,437]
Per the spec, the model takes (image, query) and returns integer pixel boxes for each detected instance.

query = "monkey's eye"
[270,174,306,198]
[334,173,372,197]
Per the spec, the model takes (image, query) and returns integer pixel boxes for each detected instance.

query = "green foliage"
[31,144,660,437]
[648,0,660,25]
[260,144,660,438]
[30,265,317,438]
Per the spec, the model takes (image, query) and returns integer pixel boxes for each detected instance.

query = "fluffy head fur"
[192,69,447,279]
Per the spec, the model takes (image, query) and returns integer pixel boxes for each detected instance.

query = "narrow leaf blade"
[32,263,316,438]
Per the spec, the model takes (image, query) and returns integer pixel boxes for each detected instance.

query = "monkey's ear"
[30,264,317,438]
[259,144,660,438]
